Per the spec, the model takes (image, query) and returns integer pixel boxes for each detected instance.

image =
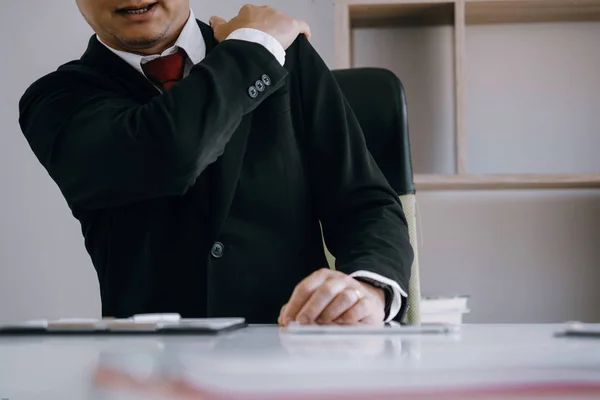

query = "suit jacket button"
[248,86,259,99]
[211,242,225,259]
[261,74,271,86]
[255,80,265,92]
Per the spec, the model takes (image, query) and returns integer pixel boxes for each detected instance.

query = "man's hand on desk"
[210,4,312,50]
[278,268,386,326]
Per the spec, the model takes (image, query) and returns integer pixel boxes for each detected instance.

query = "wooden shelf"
[350,3,455,27]
[466,0,600,25]
[336,0,600,191]
[415,174,600,190]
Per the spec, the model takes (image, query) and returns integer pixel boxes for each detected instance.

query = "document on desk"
[282,322,459,335]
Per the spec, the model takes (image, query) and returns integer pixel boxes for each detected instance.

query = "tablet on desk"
[0,315,247,336]
[282,322,459,335]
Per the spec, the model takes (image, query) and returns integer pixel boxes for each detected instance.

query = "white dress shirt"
[98,9,406,322]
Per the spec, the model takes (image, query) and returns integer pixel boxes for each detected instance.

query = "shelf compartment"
[415,174,600,190]
[464,20,600,174]
[336,0,600,187]
[349,2,455,28]
[466,0,600,25]
[344,1,459,175]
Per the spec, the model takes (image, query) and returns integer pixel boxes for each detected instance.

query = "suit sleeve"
[294,36,414,296]
[19,40,287,210]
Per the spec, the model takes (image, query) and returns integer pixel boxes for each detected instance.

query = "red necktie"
[141,49,186,90]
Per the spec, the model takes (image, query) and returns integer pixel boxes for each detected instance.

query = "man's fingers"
[334,298,372,325]
[281,268,333,325]
[210,16,231,43]
[240,4,253,13]
[296,277,350,324]
[297,20,312,39]
[278,303,288,326]
[209,16,227,27]
[316,288,361,324]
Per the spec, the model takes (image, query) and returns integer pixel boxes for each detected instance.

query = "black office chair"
[329,67,421,324]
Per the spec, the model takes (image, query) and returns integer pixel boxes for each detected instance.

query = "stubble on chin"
[110,25,171,54]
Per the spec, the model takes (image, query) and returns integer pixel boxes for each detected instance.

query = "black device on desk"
[0,314,246,335]
[556,322,600,338]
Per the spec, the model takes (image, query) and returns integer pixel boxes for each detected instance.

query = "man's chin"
[117,33,166,52]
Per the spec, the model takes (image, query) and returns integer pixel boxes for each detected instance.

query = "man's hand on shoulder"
[278,269,386,326]
[210,4,311,50]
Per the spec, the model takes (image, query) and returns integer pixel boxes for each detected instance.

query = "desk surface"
[1,324,599,400]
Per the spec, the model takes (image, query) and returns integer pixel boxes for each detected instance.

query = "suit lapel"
[198,21,253,235]
[198,21,217,53]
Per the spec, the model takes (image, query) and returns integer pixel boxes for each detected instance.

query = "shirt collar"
[97,9,206,76]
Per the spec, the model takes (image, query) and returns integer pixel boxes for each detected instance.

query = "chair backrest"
[331,67,421,324]
[332,68,415,196]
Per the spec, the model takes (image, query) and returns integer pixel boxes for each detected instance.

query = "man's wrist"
[354,277,393,320]
[349,271,406,322]
[225,28,286,66]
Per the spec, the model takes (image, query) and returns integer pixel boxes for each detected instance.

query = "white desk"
[1,324,599,400]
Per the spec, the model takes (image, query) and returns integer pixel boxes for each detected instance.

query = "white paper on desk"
[282,322,457,335]
[0,319,48,329]
[163,318,245,330]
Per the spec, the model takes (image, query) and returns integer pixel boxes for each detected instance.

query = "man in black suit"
[19,1,413,325]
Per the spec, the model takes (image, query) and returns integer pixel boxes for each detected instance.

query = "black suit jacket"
[19,21,414,323]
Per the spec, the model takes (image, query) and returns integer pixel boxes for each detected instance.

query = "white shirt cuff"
[350,270,408,323]
[225,28,286,66]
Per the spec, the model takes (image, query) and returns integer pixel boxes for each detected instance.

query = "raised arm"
[19,40,287,210]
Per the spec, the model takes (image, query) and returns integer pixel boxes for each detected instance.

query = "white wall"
[1,2,100,323]
[1,2,599,324]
